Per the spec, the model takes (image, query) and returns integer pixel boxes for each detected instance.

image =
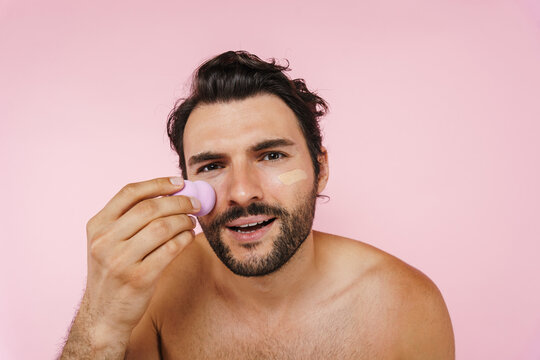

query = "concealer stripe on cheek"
[278,169,308,185]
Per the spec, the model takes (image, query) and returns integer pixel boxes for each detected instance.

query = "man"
[61,51,454,359]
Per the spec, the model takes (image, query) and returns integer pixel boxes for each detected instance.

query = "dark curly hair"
[167,50,328,180]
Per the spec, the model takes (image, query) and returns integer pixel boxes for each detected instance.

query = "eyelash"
[197,163,223,174]
[196,152,287,174]
[262,151,286,161]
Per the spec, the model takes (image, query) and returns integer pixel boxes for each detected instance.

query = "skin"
[60,176,200,359]
[122,94,455,359]
[60,93,454,359]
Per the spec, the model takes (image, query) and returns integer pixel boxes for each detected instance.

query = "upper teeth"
[238,220,266,228]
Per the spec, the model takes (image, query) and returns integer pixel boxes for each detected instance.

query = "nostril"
[225,168,265,206]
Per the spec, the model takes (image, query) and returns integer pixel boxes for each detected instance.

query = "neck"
[209,231,321,312]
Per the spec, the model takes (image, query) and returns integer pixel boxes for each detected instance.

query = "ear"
[316,147,329,194]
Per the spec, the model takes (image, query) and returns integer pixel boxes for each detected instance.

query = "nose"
[225,162,263,207]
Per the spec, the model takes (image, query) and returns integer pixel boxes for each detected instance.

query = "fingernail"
[189,216,197,226]
[169,177,183,186]
[190,197,201,210]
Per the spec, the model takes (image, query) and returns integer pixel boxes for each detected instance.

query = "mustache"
[211,202,288,228]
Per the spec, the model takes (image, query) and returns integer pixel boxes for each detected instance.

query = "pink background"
[1,0,540,358]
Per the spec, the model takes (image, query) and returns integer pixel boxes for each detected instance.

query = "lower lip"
[225,220,276,243]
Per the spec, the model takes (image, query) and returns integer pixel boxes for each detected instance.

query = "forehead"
[183,94,306,155]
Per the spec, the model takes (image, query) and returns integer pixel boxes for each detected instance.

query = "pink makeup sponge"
[171,180,216,216]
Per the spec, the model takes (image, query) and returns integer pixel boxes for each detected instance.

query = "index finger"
[94,177,185,223]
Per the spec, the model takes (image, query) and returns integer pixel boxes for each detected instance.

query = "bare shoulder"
[314,231,455,359]
[314,231,435,287]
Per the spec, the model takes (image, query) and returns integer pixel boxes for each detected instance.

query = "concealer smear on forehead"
[278,169,308,185]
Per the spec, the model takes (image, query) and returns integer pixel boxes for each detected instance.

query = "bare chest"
[159,298,393,360]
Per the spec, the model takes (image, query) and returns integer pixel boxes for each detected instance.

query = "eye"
[262,152,286,161]
[197,163,222,173]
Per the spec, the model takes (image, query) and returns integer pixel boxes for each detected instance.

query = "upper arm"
[124,308,162,360]
[398,275,455,359]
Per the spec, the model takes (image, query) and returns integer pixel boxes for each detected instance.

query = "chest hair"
[160,299,387,360]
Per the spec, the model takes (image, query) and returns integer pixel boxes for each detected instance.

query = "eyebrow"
[188,152,226,167]
[250,138,295,152]
[187,138,296,167]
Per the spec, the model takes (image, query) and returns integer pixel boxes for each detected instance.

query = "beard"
[198,186,317,277]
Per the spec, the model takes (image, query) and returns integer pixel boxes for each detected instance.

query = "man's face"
[183,94,327,277]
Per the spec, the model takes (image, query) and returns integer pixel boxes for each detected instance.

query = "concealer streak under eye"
[278,169,308,185]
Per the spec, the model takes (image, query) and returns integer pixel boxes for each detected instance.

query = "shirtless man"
[60,51,454,359]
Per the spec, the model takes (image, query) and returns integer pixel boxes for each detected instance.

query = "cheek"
[202,176,228,212]
[202,167,313,211]
[266,168,313,202]
[203,171,287,203]
[277,169,308,185]
[263,165,309,189]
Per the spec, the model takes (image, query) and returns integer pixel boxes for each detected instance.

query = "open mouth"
[227,218,276,233]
